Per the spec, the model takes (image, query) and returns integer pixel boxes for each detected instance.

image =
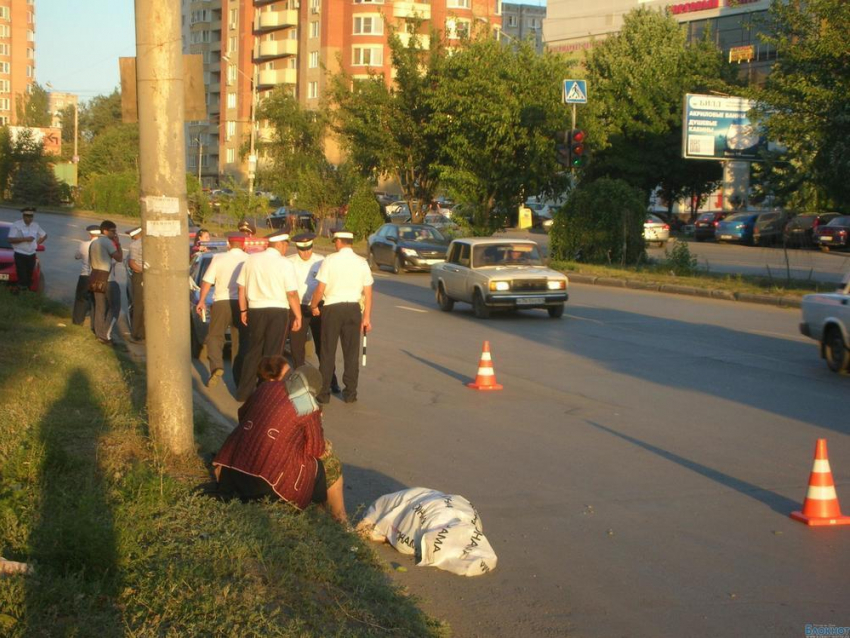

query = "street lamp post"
[221,53,258,193]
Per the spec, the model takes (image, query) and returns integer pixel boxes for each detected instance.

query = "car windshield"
[398,225,444,242]
[725,214,757,223]
[827,216,850,227]
[0,227,10,249]
[473,243,542,267]
[697,213,715,222]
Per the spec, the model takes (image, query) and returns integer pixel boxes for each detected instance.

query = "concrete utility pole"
[134,0,194,455]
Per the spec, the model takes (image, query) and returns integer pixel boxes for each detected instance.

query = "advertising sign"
[8,126,62,156]
[682,93,768,161]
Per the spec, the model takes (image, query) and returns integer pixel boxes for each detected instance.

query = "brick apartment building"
[0,0,36,126]
[182,0,502,187]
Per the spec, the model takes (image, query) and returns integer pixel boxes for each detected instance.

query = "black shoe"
[330,380,342,394]
[343,394,357,404]
[316,394,330,405]
[97,338,115,346]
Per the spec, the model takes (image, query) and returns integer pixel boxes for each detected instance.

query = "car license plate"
[719,234,732,240]
[0,274,8,281]
[516,297,538,306]
[820,236,833,241]
[423,259,443,265]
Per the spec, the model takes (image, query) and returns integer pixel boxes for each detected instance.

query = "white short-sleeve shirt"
[287,252,323,306]
[203,247,247,302]
[236,247,297,309]
[8,220,45,256]
[315,246,374,306]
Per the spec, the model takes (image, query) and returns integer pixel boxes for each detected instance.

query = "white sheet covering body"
[357,487,497,577]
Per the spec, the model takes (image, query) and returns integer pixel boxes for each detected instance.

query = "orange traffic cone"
[790,439,850,526]
[467,341,503,391]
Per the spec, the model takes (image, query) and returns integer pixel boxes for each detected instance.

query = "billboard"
[682,93,768,161]
[8,126,62,156]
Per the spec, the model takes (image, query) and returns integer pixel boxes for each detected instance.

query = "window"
[226,120,236,140]
[228,36,237,52]
[353,0,384,4]
[447,0,470,7]
[528,18,538,28]
[0,25,8,37]
[227,92,236,109]
[26,29,34,41]
[310,21,319,38]
[353,16,383,35]
[309,51,319,68]
[0,7,9,20]
[226,148,235,164]
[229,8,237,27]
[0,98,9,111]
[507,15,517,27]
[0,62,9,74]
[308,81,318,99]
[445,18,470,39]
[0,44,7,55]
[227,65,237,85]
[0,80,9,93]
[26,48,34,60]
[352,46,383,66]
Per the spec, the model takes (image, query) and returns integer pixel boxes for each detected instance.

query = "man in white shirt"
[126,227,146,343]
[72,225,101,325]
[195,232,249,388]
[310,231,374,404]
[287,232,340,394]
[235,230,302,401]
[7,207,47,291]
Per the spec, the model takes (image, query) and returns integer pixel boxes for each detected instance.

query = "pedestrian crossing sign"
[563,79,588,104]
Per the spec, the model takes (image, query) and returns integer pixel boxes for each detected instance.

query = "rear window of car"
[645,214,664,224]
[0,227,9,249]
[697,213,715,222]
[826,217,850,226]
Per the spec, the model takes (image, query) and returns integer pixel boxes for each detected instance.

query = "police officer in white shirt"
[195,232,249,388]
[235,230,302,401]
[72,225,101,325]
[126,226,145,343]
[310,231,374,404]
[7,207,47,291]
[288,232,340,394]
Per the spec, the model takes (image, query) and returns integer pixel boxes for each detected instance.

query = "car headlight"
[489,281,510,292]
[401,248,418,256]
[547,280,566,290]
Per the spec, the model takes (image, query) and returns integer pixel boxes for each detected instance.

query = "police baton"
[361,326,367,367]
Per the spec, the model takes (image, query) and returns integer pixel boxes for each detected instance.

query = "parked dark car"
[814,216,850,251]
[716,211,787,245]
[752,211,789,245]
[367,223,450,274]
[694,212,728,241]
[266,207,315,232]
[785,212,841,248]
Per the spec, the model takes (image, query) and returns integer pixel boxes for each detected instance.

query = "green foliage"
[15,83,51,128]
[582,9,735,199]
[79,90,124,141]
[0,128,66,205]
[344,183,384,240]
[79,171,140,217]
[428,36,573,228]
[754,0,850,212]
[550,177,646,265]
[217,179,268,224]
[662,240,699,276]
[78,124,139,180]
[186,174,212,223]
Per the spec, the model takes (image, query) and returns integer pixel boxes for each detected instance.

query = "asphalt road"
[9,208,850,637]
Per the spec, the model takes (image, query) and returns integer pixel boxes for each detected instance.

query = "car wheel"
[547,303,565,319]
[436,283,454,312]
[393,254,404,275]
[368,250,379,272]
[472,289,490,319]
[190,321,202,359]
[824,327,850,374]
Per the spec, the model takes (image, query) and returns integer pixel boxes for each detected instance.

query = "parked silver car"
[644,214,670,247]
[430,238,568,318]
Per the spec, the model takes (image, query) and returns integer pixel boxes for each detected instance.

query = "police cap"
[293,232,316,249]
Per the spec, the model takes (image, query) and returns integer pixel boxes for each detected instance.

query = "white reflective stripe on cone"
[481,352,492,361]
[812,460,832,473]
[476,367,495,377]
[806,485,838,500]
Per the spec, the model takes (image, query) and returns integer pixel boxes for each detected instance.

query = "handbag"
[87,241,109,293]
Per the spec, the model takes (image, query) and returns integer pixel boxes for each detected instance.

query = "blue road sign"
[563,79,588,104]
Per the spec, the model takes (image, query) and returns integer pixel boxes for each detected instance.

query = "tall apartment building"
[182,0,502,188]
[501,3,545,53]
[0,0,36,126]
[48,91,77,128]
[544,0,775,84]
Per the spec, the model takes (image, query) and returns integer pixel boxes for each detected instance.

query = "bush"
[663,240,699,276]
[549,178,646,265]
[79,171,140,217]
[344,184,384,241]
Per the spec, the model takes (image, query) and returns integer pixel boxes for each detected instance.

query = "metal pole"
[73,103,78,160]
[248,65,257,194]
[134,0,194,455]
[197,137,203,183]
[571,103,576,132]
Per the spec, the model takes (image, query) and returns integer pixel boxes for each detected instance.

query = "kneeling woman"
[213,356,347,522]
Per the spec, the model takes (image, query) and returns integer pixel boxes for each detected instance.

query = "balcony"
[256,10,297,32]
[393,1,431,20]
[257,39,298,60]
[396,32,431,49]
[257,68,297,88]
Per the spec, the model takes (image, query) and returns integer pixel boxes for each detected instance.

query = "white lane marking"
[395,305,428,313]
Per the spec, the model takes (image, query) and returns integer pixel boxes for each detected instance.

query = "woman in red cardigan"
[213,357,347,522]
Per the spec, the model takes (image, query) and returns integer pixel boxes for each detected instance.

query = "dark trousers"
[130,272,145,340]
[72,275,91,325]
[14,253,36,289]
[319,302,362,400]
[235,307,289,401]
[92,282,120,342]
[291,303,338,386]
[207,299,247,386]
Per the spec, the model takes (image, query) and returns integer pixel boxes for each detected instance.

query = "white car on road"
[800,273,850,374]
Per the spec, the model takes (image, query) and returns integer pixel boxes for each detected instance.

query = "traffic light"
[569,129,586,169]
[555,130,570,167]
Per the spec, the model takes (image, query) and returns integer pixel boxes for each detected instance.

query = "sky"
[36,0,547,103]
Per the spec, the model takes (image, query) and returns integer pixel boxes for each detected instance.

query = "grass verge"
[0,290,445,637]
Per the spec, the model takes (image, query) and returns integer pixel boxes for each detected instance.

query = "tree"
[1,128,67,205]
[15,83,51,127]
[582,9,734,201]
[79,124,139,179]
[79,90,124,141]
[754,0,850,212]
[427,36,573,229]
[328,24,444,222]
[344,182,385,240]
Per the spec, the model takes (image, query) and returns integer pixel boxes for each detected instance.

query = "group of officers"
[195,226,374,404]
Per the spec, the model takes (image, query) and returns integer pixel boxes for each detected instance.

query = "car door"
[443,242,472,301]
[376,225,398,266]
